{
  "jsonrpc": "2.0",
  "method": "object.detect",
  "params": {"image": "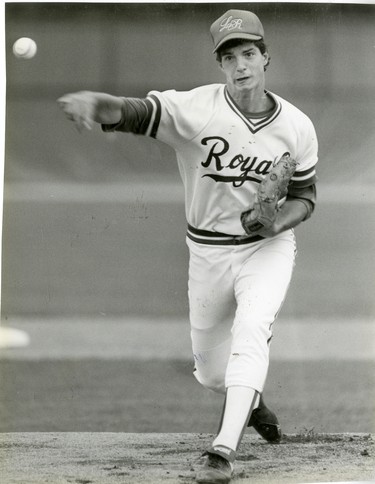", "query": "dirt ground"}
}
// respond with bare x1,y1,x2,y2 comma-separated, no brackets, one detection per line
0,432,374,484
